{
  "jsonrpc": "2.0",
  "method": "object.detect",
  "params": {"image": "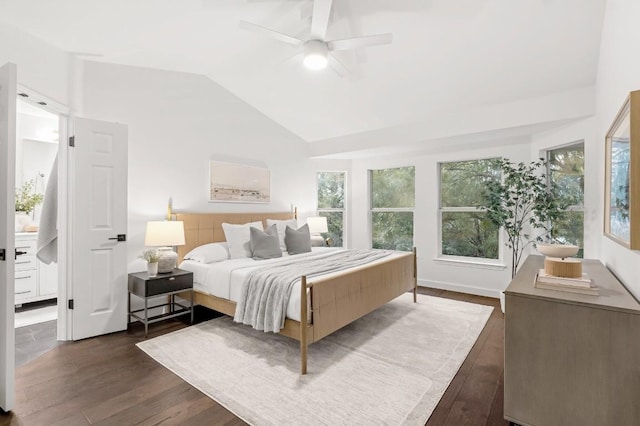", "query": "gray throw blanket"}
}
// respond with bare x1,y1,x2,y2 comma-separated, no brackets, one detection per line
234,249,391,332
